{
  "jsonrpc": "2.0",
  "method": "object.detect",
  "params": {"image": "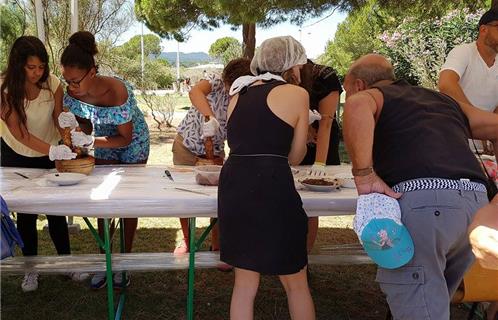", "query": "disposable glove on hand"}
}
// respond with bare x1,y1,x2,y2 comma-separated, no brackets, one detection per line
201,117,220,138
48,145,77,161
71,129,95,148
58,111,79,129
308,110,322,124
308,162,327,176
